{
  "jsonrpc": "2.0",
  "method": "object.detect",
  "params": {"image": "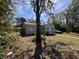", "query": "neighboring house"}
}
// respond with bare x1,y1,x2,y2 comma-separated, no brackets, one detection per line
23,22,55,35
23,22,36,35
